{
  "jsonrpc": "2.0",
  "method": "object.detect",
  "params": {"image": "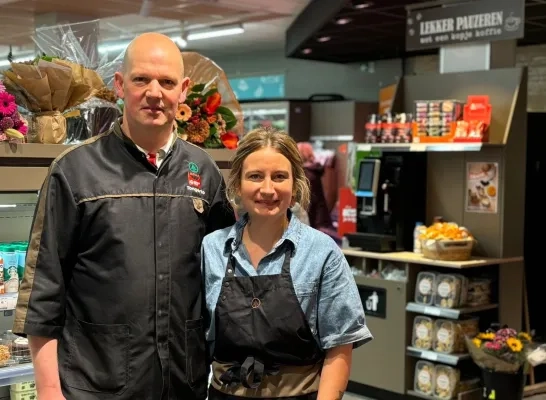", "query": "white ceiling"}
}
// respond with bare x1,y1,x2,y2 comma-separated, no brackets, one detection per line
0,0,310,58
